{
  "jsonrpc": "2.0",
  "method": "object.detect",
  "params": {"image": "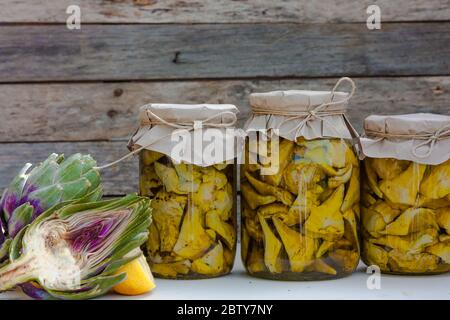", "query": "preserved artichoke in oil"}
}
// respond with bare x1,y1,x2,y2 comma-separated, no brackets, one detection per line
241,137,360,280
140,151,236,279
361,158,450,274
